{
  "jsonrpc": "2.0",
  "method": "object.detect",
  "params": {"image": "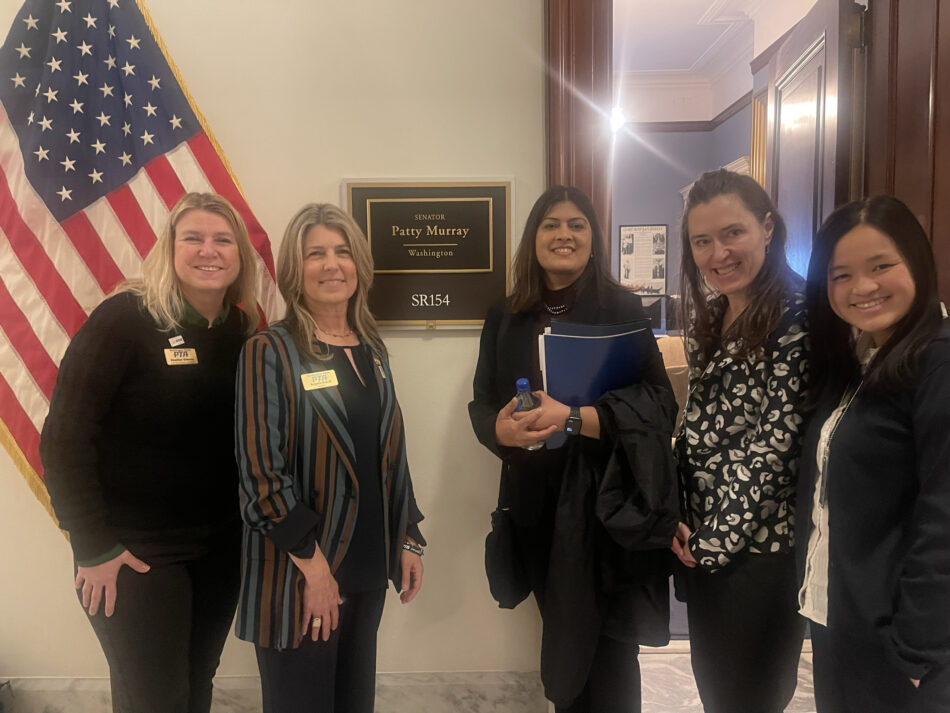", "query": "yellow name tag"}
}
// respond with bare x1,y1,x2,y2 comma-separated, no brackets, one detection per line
301,370,338,391
164,348,198,366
